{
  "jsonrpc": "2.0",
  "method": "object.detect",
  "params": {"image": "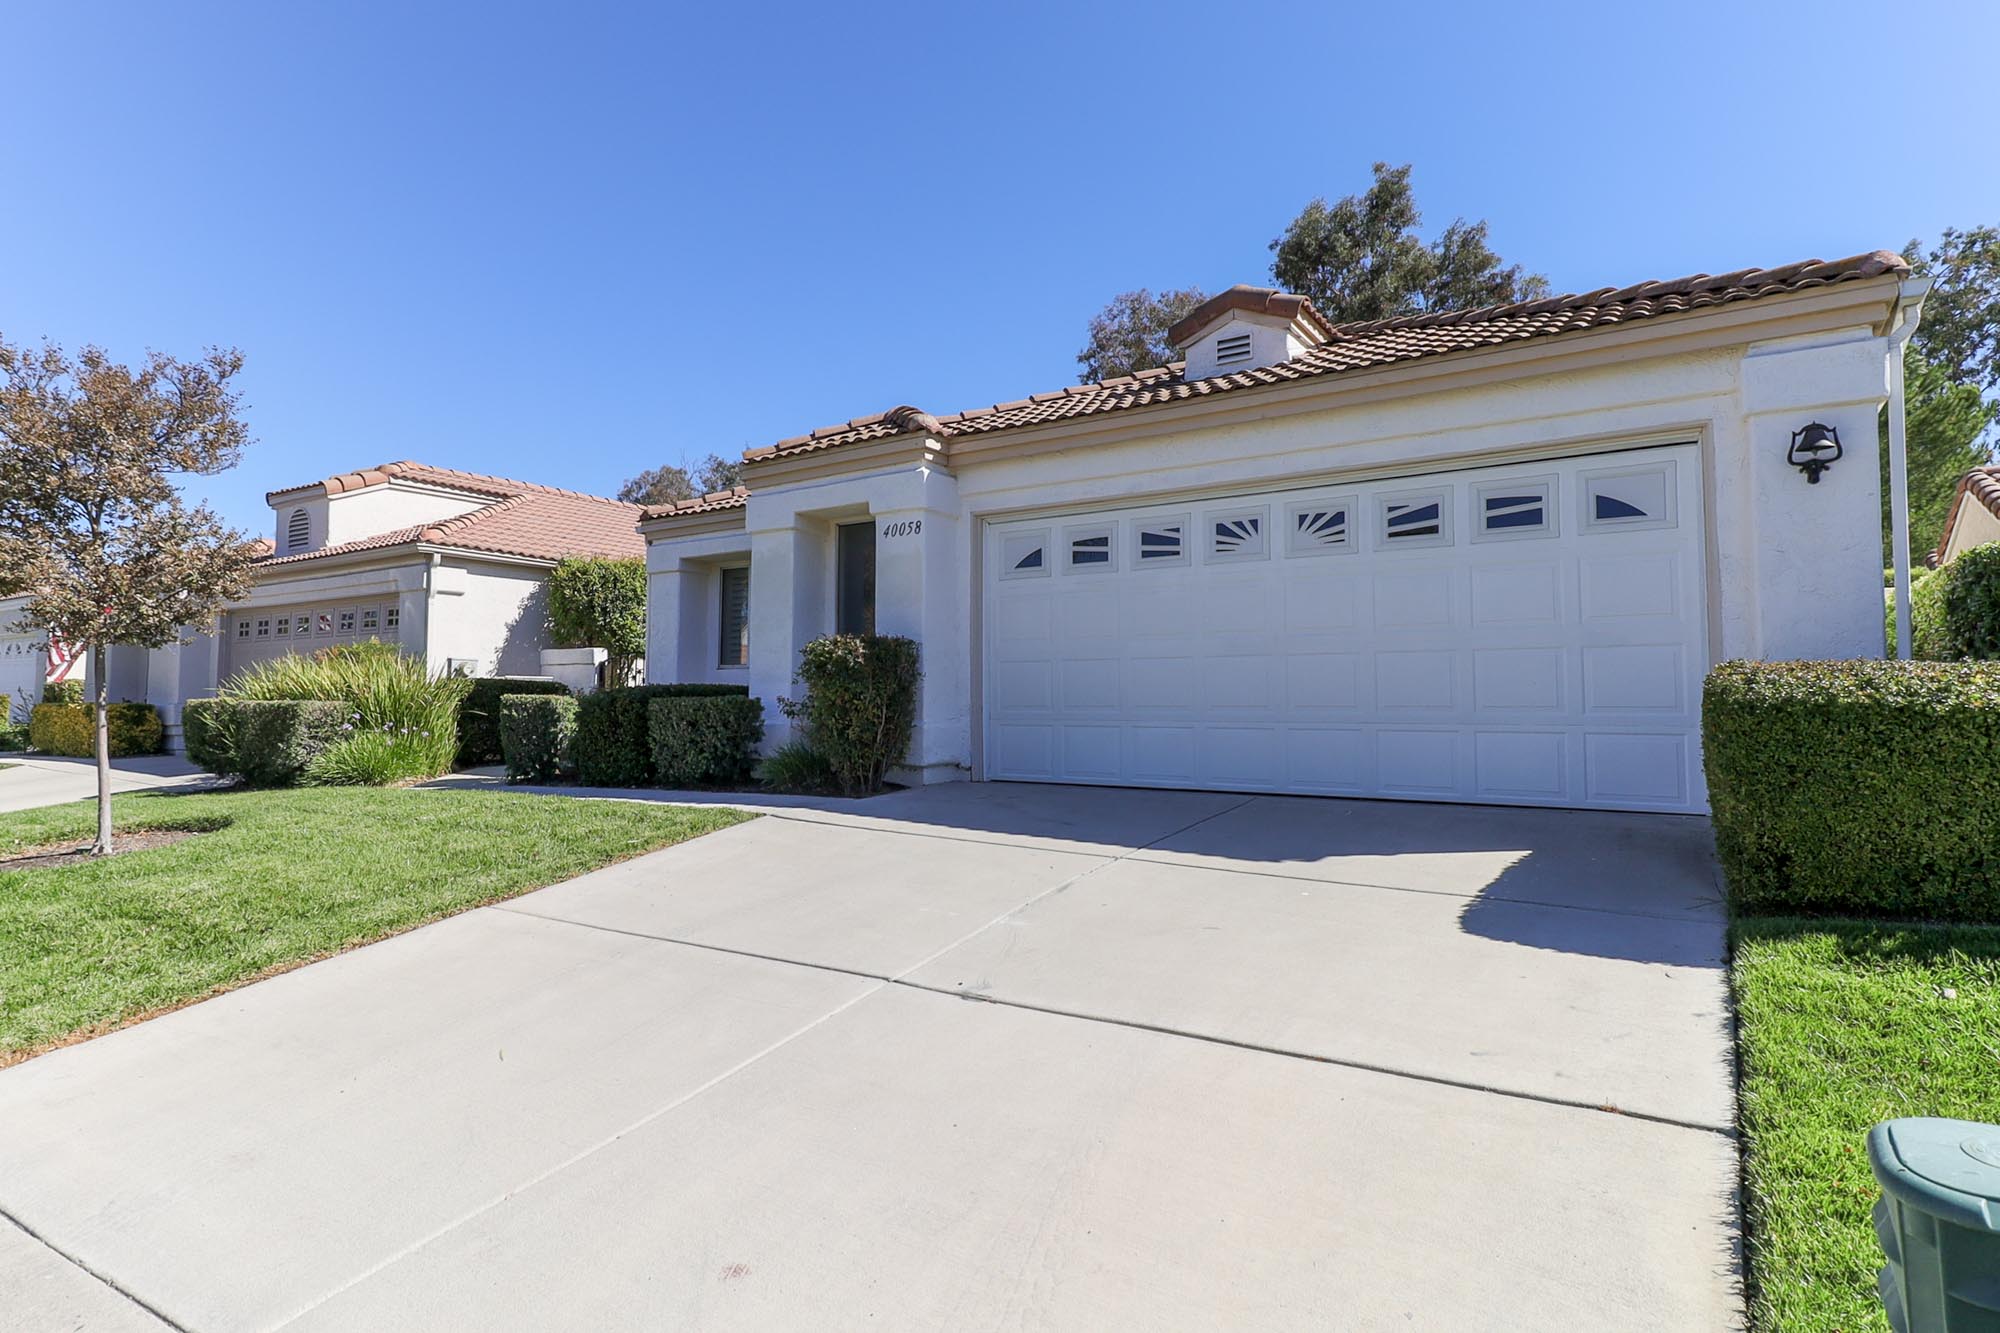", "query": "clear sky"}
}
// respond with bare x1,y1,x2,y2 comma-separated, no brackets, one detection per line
5,0,1997,539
